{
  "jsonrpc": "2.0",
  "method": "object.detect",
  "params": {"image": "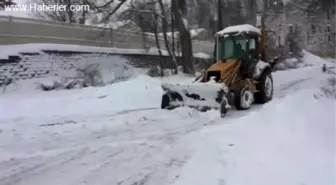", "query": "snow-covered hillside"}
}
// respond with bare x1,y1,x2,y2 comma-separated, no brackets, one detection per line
0,53,335,185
